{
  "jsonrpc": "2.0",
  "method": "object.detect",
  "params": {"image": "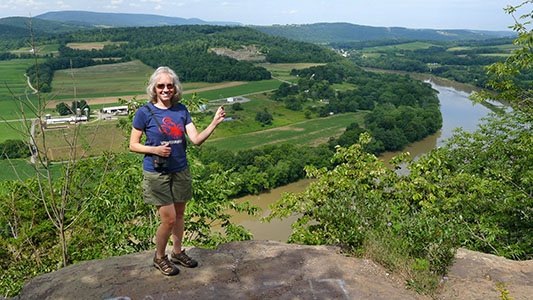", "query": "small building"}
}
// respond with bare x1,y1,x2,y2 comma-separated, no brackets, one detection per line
45,116,88,126
102,106,128,115
227,97,234,103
